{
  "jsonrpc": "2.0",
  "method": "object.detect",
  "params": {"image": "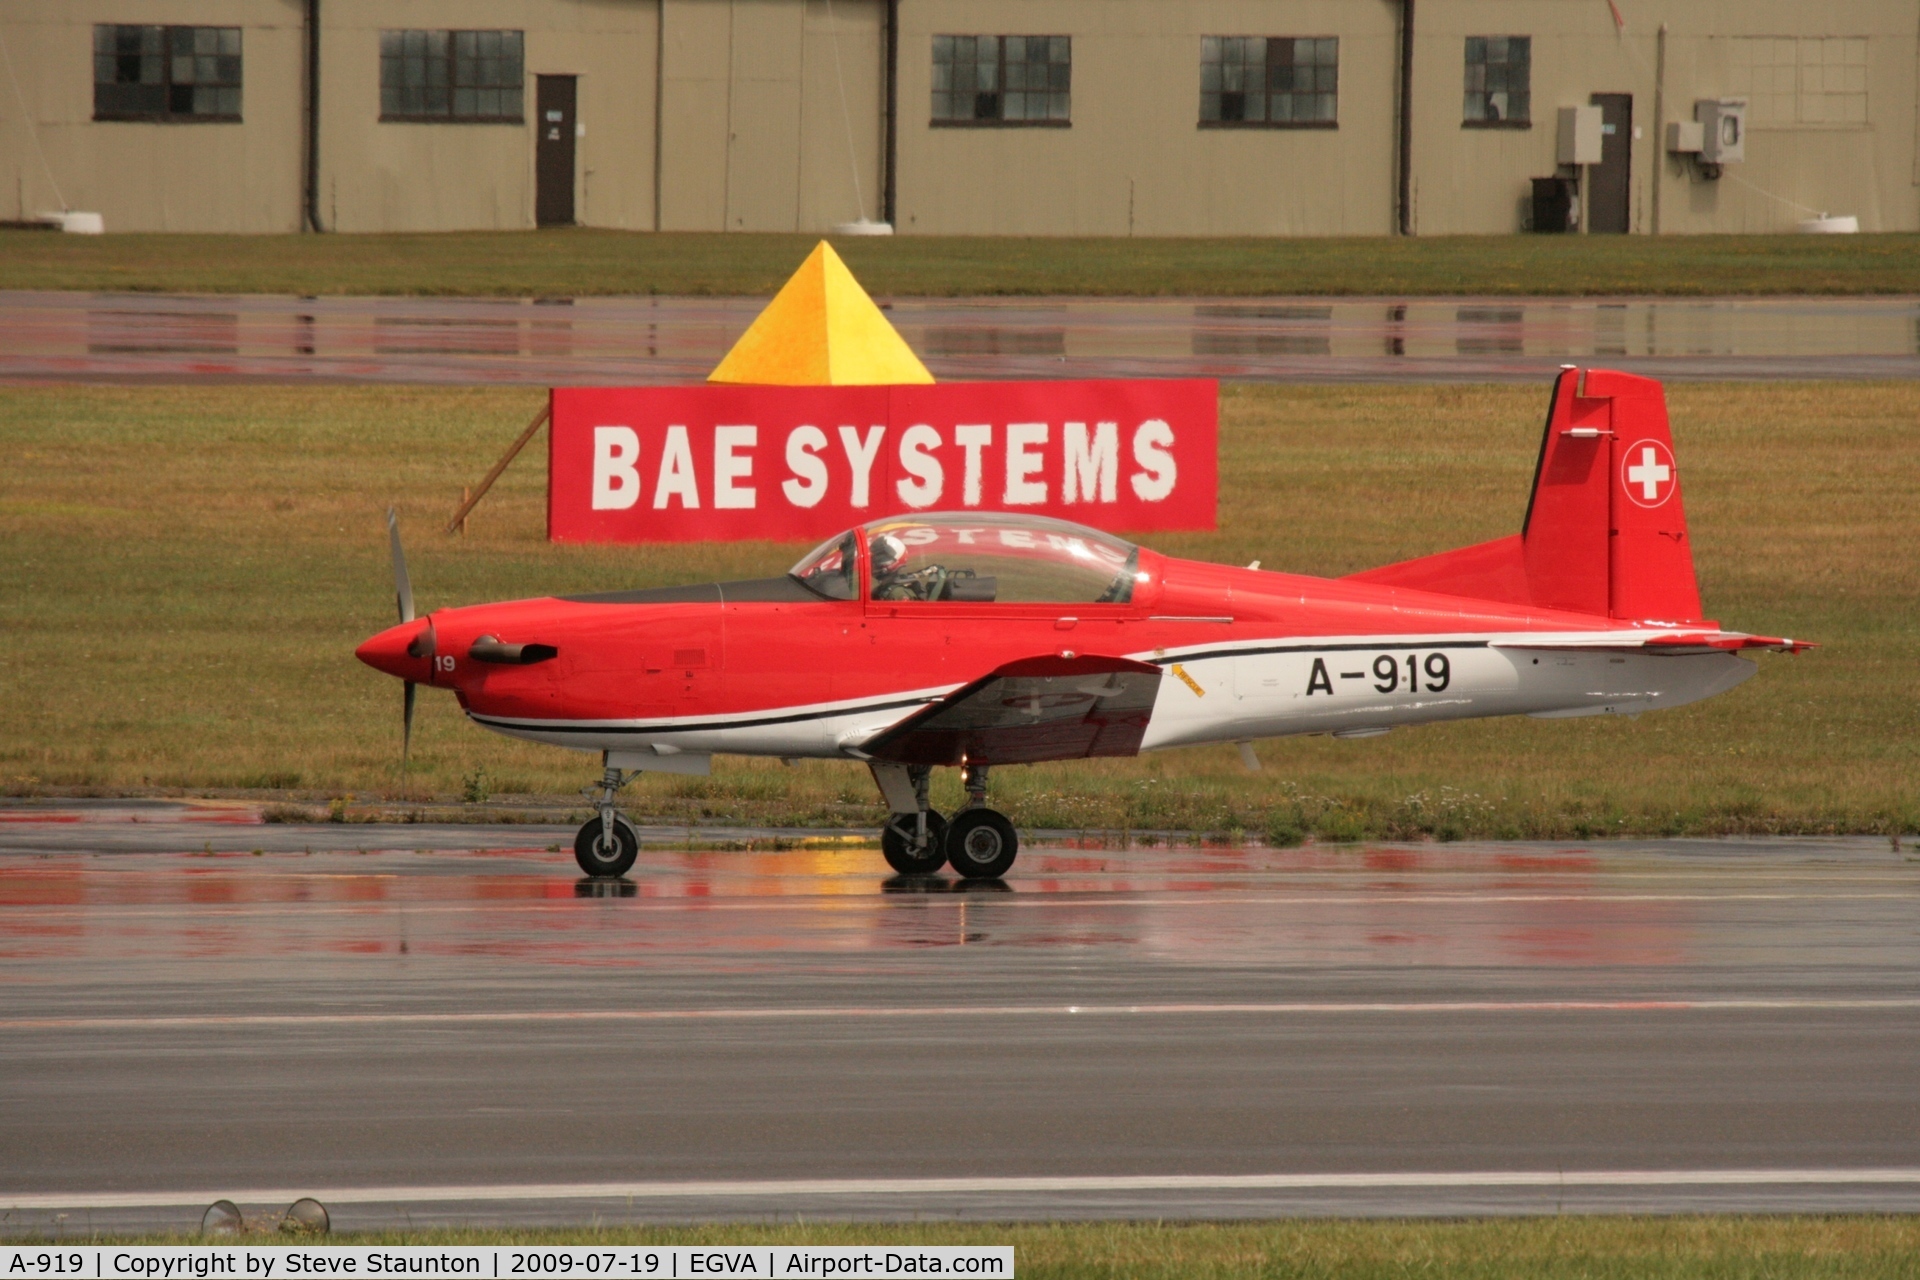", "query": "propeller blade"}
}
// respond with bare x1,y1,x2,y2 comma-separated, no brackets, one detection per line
402,680,417,772
387,507,415,624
